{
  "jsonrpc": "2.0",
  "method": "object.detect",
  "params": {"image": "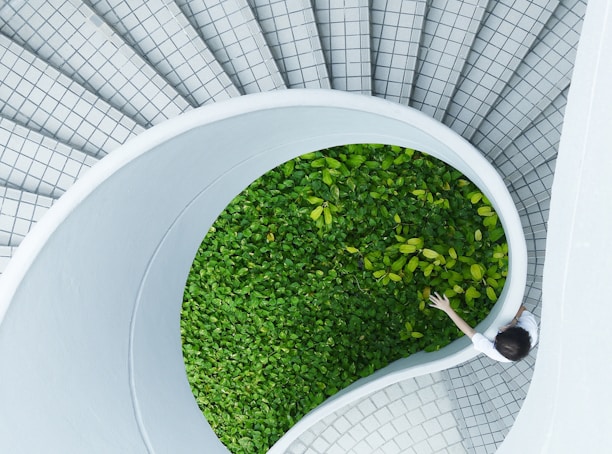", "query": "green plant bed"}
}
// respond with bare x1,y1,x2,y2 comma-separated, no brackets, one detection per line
181,144,508,453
